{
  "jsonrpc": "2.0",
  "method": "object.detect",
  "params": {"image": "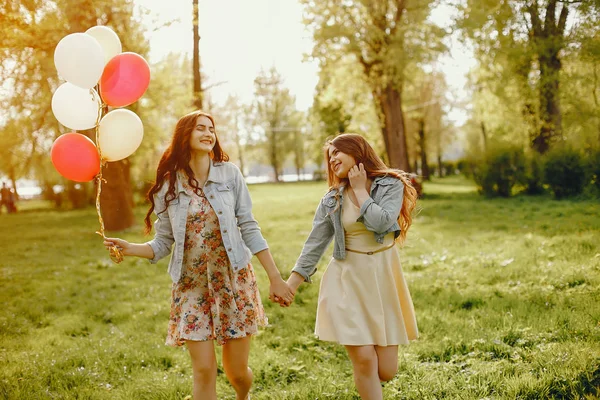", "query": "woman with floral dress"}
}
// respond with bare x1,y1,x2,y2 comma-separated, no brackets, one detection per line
104,110,293,400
